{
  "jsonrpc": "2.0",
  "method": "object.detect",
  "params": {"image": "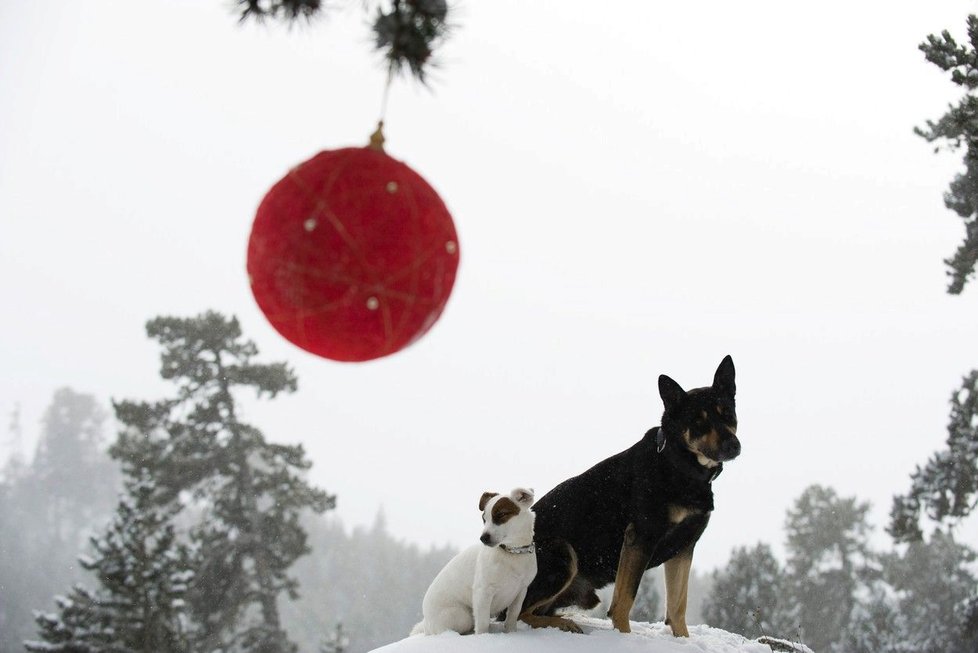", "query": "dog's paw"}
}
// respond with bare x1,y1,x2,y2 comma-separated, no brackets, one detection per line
669,622,690,637
519,614,583,634
554,618,583,634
